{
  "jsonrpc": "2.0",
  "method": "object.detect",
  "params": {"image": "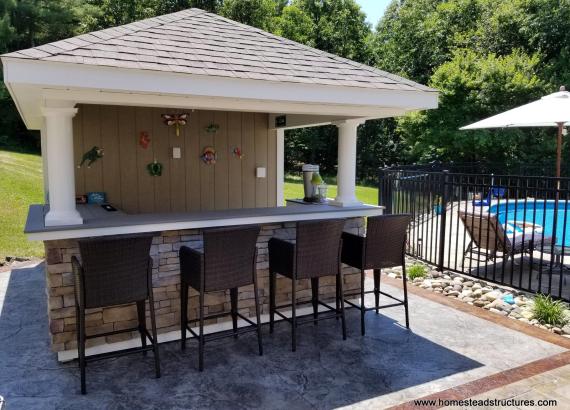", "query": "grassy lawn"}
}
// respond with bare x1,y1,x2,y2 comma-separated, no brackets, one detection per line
284,176,378,205
0,150,44,259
